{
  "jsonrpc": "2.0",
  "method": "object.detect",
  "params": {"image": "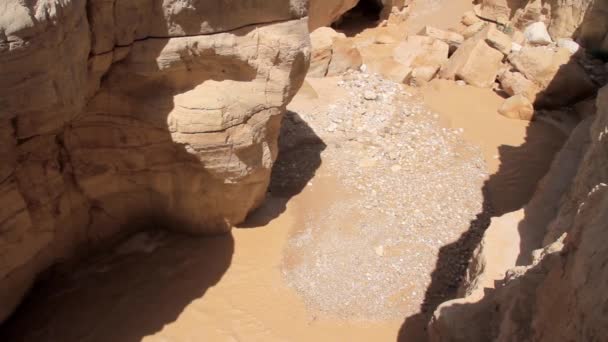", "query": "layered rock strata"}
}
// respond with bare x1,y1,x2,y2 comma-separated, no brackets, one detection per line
0,0,310,323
